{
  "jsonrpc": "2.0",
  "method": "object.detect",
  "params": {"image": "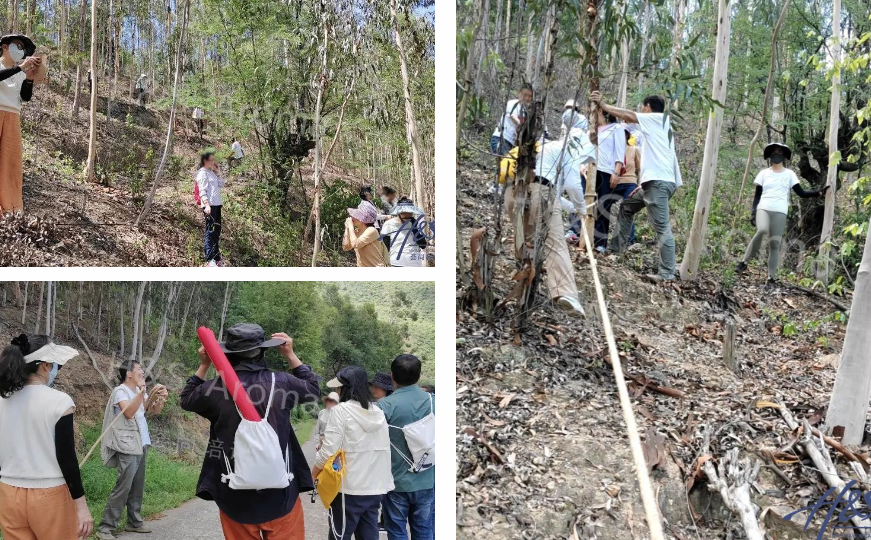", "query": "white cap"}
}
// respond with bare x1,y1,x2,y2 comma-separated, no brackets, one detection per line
24,343,79,365
565,99,577,109
324,392,340,403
